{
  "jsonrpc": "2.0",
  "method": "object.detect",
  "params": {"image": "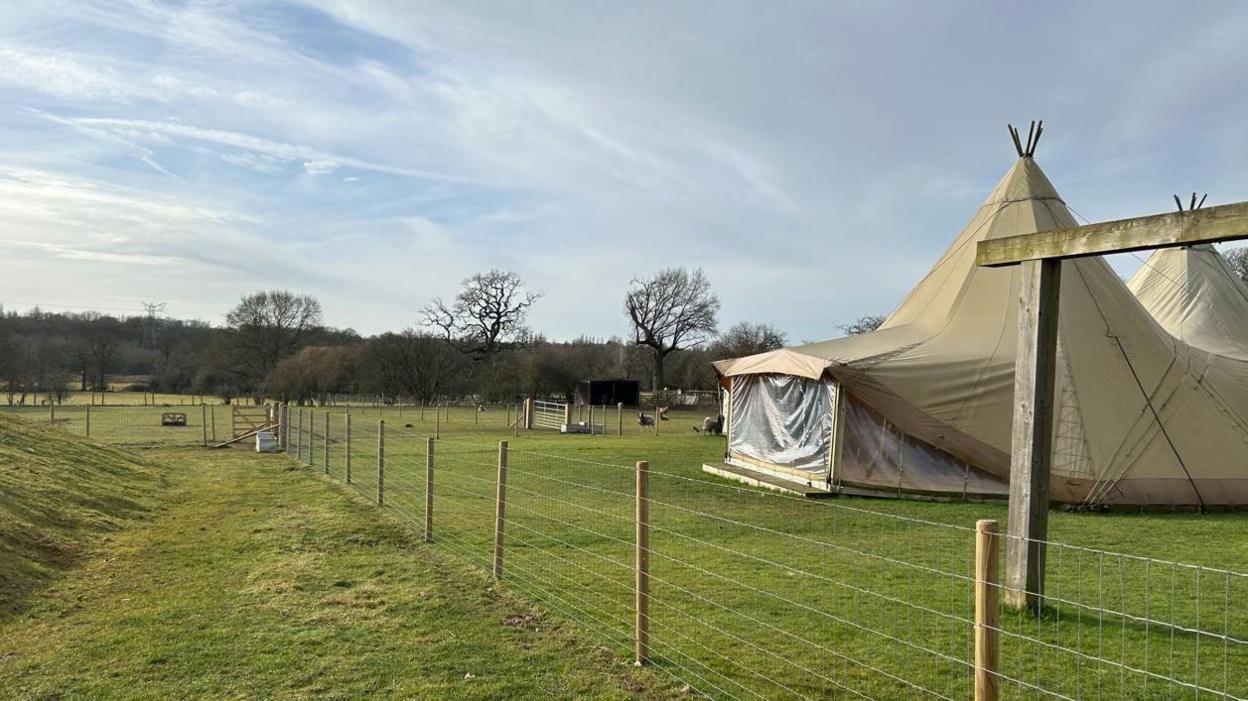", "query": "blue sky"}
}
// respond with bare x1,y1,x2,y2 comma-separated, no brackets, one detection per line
2,1,1247,340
